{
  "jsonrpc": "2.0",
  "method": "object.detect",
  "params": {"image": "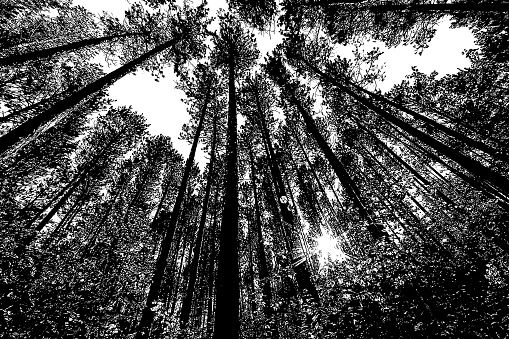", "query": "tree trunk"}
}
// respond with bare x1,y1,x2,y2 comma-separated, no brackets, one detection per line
213,46,240,339
0,36,179,157
206,187,220,337
253,85,320,303
135,81,211,339
0,33,141,66
248,143,274,318
14,176,83,255
179,109,217,331
348,80,508,163
302,59,509,203
289,125,344,216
